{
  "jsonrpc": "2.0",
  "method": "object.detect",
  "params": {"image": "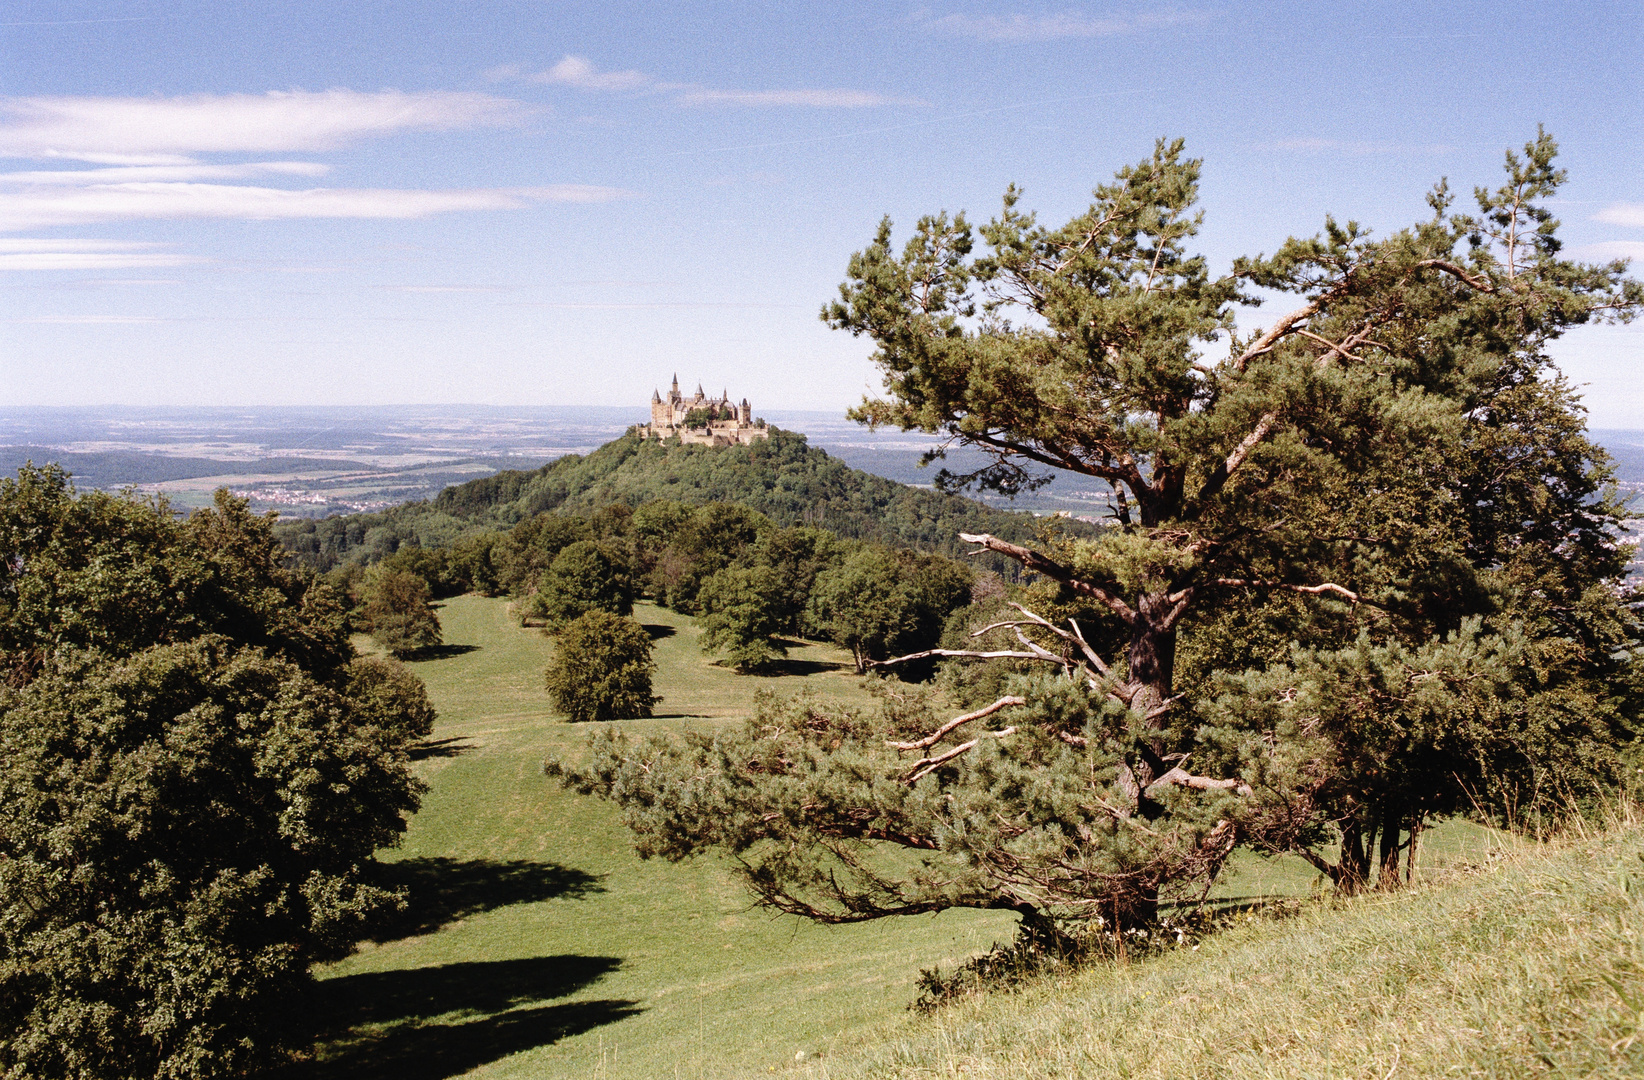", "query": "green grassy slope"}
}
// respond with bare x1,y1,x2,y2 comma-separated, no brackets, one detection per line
306,593,1630,1080
277,430,1076,571
807,825,1644,1080
310,595,1018,1080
